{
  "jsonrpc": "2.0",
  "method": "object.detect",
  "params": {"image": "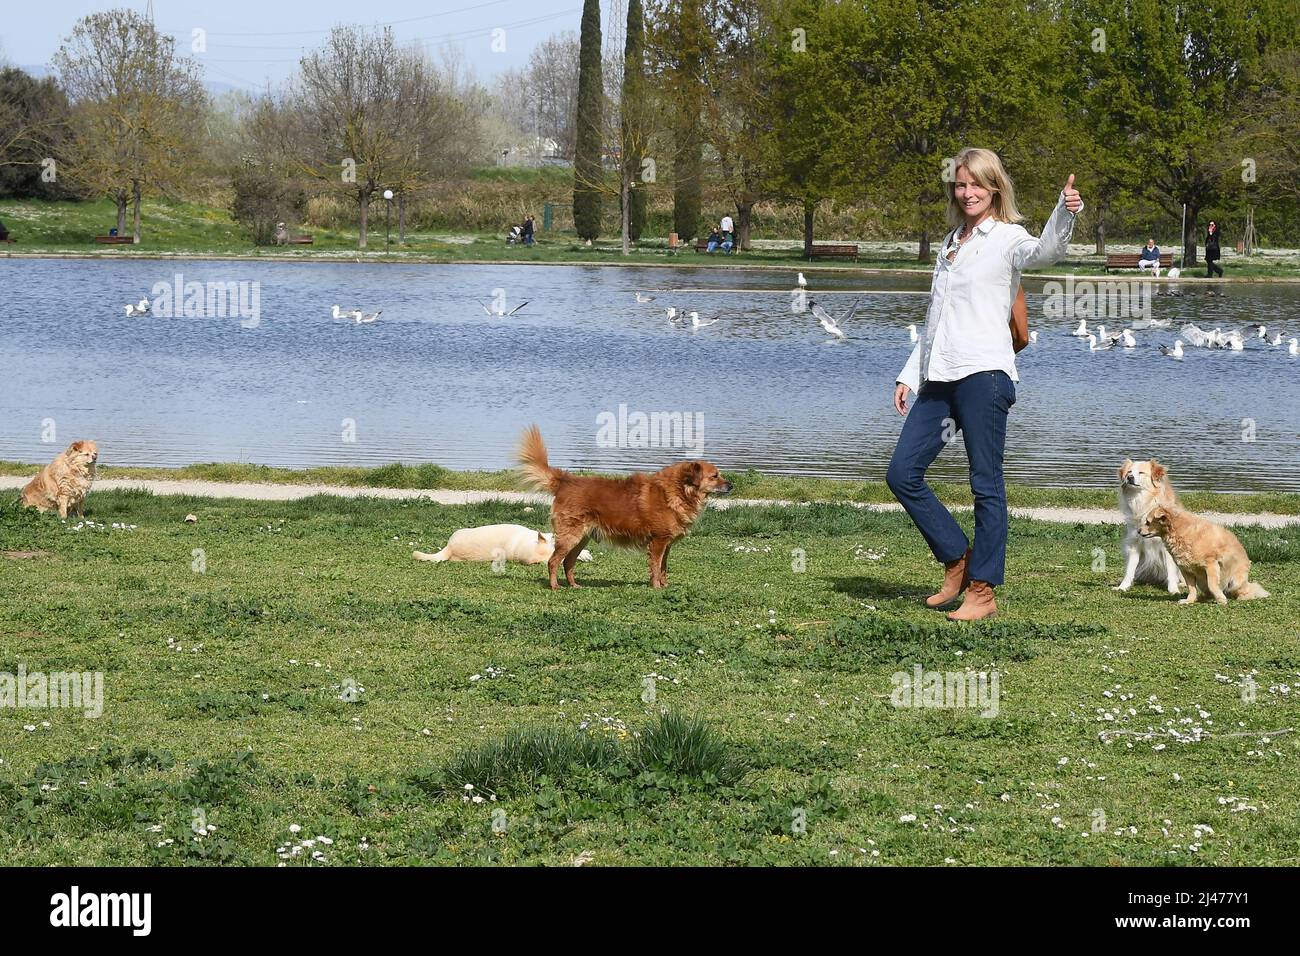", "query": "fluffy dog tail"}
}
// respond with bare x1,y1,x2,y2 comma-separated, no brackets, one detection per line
517,424,568,493
1236,581,1269,600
